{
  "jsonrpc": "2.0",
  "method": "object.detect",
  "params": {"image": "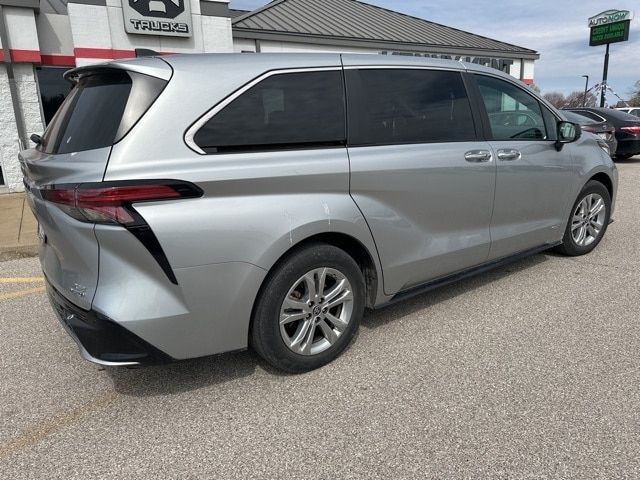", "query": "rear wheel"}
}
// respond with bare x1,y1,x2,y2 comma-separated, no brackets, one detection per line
251,244,365,373
616,154,633,160
555,180,611,256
